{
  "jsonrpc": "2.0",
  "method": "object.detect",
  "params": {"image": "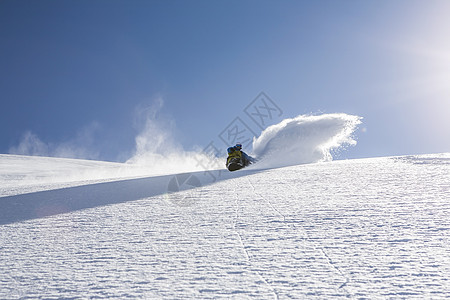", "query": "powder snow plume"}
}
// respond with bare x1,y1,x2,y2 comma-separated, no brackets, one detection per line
125,99,222,175
252,113,362,169
127,107,362,174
